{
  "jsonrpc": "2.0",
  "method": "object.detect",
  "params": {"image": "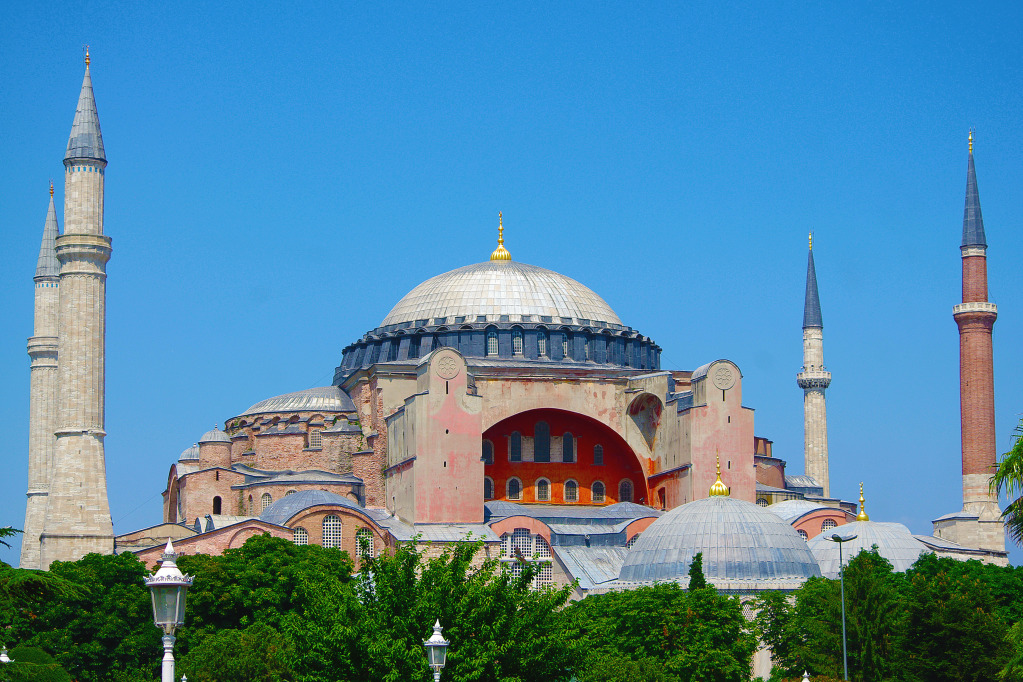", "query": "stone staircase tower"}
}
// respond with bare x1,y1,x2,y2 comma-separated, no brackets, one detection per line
39,51,114,567
21,185,61,569
796,235,831,497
